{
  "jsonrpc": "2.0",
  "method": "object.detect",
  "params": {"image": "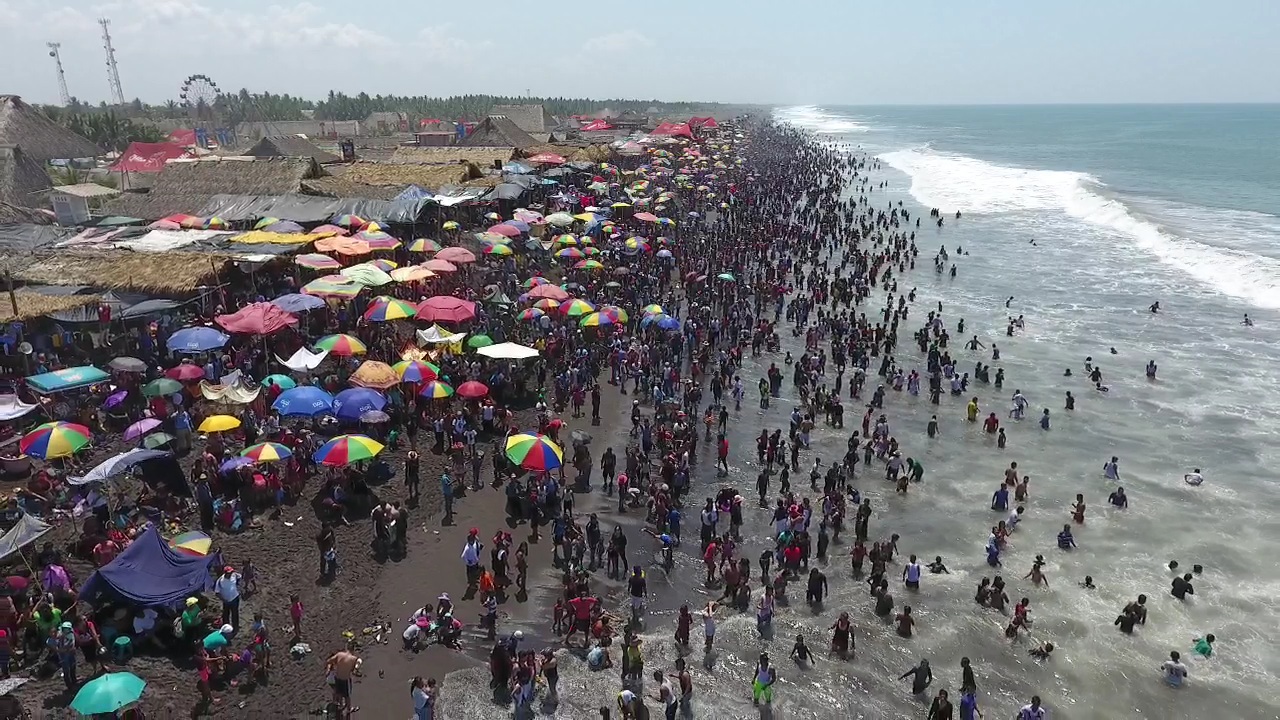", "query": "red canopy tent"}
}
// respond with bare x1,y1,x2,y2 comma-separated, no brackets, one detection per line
215,303,299,335
108,142,194,173
526,152,566,165
168,129,197,147
580,120,614,132
651,122,694,139
416,296,477,323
